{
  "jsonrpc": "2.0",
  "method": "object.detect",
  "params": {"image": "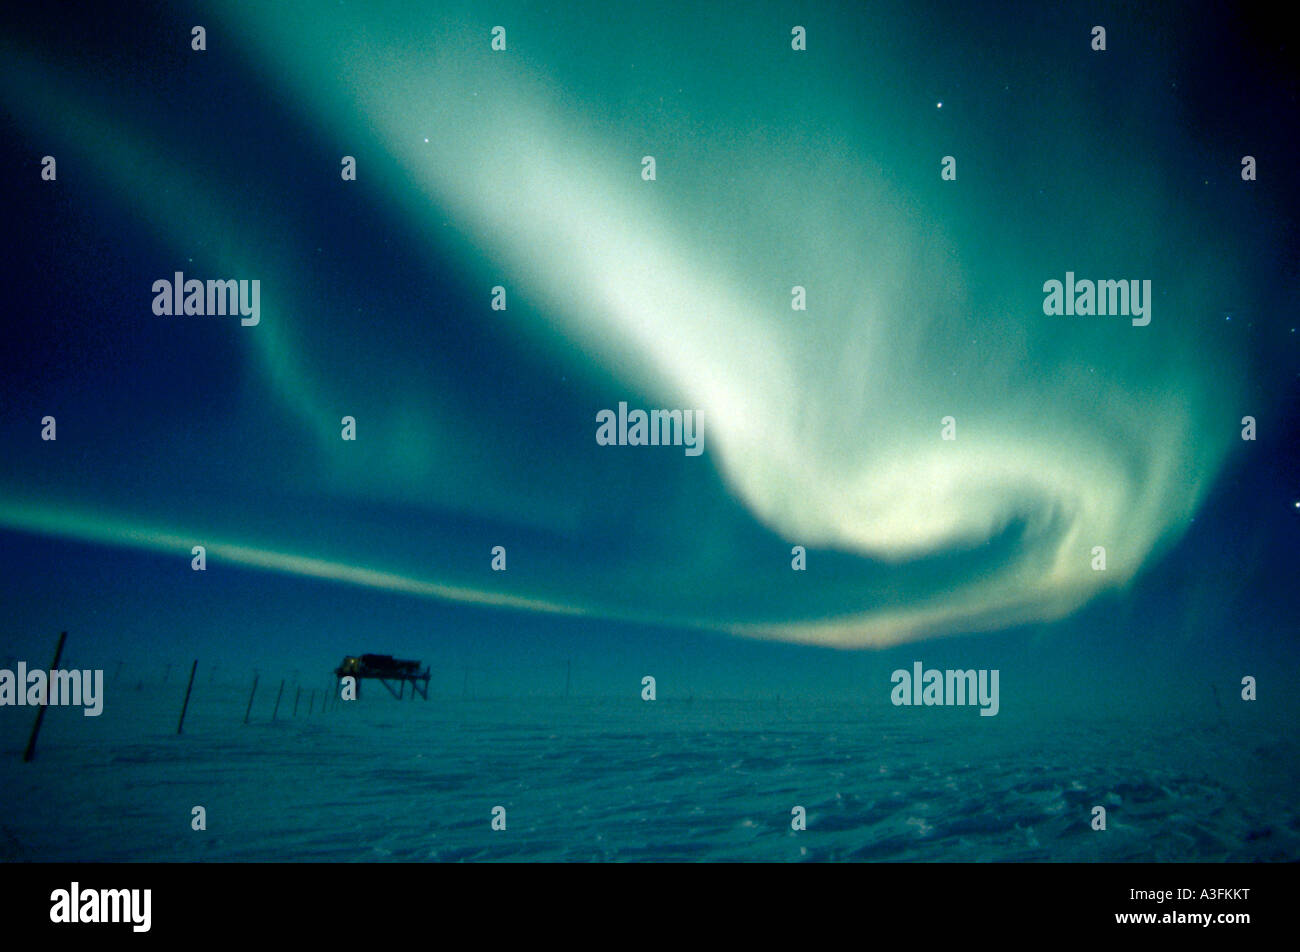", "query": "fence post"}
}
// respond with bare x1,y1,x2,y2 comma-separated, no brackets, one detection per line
243,675,259,725
22,631,67,762
176,659,198,735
